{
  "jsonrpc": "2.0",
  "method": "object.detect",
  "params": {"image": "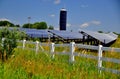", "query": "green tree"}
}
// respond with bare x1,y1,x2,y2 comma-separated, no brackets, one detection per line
48,25,54,30
98,31,103,33
15,24,20,27
0,27,26,62
0,21,14,27
33,22,48,29
22,23,33,28
33,22,39,29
